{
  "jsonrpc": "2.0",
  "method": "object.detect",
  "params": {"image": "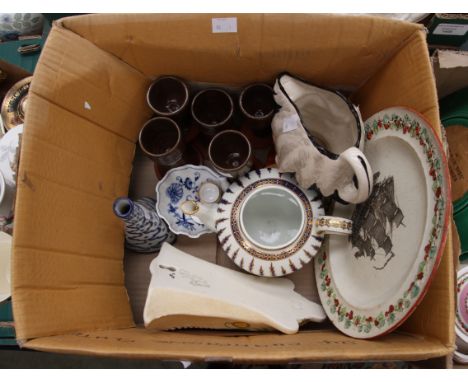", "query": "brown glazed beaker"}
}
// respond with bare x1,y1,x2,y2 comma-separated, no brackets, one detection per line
147,76,190,120
139,117,185,171
191,88,234,137
208,129,252,178
239,83,275,137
